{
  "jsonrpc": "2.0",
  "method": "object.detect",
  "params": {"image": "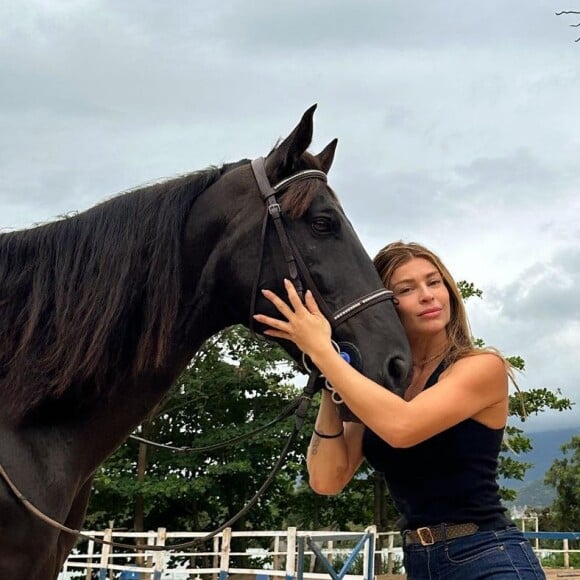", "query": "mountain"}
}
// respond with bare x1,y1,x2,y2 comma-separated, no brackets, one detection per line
508,479,556,509
501,427,577,508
